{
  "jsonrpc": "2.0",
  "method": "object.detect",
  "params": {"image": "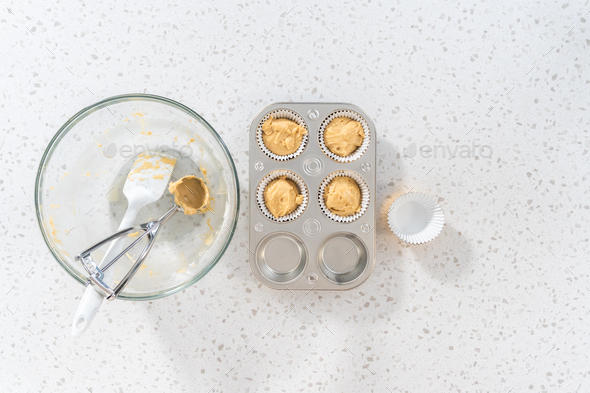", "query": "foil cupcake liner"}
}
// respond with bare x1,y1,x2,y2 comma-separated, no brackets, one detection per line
256,109,309,161
256,170,309,222
318,170,370,223
387,192,445,244
318,109,371,163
